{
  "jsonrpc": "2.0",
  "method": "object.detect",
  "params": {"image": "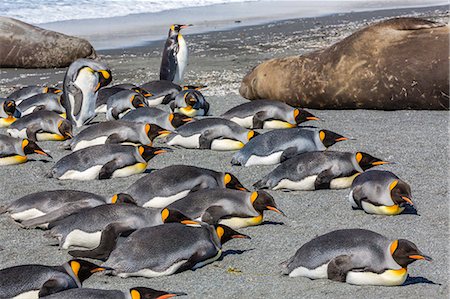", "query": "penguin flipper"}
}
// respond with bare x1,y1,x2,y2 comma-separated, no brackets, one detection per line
199,130,216,149
327,255,354,282
98,159,124,180
314,168,341,190
69,222,135,261
350,185,365,208
32,105,46,113
21,203,91,228
67,83,83,116
280,147,299,163
252,111,270,129
105,133,127,145
202,205,229,225
38,277,71,297
25,124,41,141
160,43,178,82
111,108,121,120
